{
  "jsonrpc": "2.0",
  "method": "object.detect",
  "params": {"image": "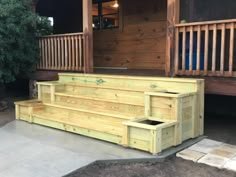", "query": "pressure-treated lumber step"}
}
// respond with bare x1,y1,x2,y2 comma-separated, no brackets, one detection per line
54,92,144,117
32,109,123,137
44,102,134,121
62,84,145,106
31,111,122,144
